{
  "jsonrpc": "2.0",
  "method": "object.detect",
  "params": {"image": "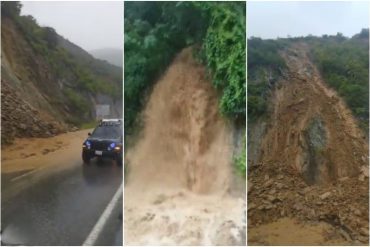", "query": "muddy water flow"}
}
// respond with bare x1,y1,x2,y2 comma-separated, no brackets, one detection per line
124,48,245,245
